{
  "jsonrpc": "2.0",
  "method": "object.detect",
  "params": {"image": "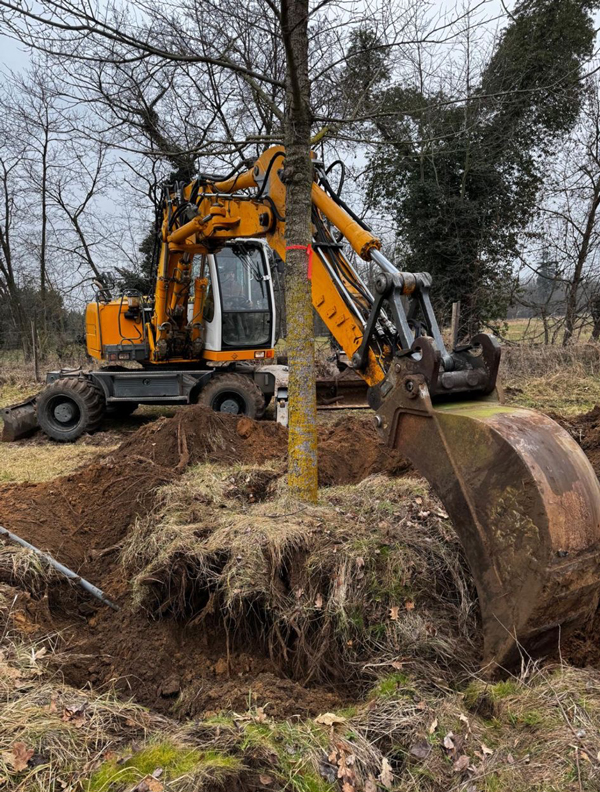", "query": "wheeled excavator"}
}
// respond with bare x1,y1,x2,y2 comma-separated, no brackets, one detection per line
3,145,600,667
